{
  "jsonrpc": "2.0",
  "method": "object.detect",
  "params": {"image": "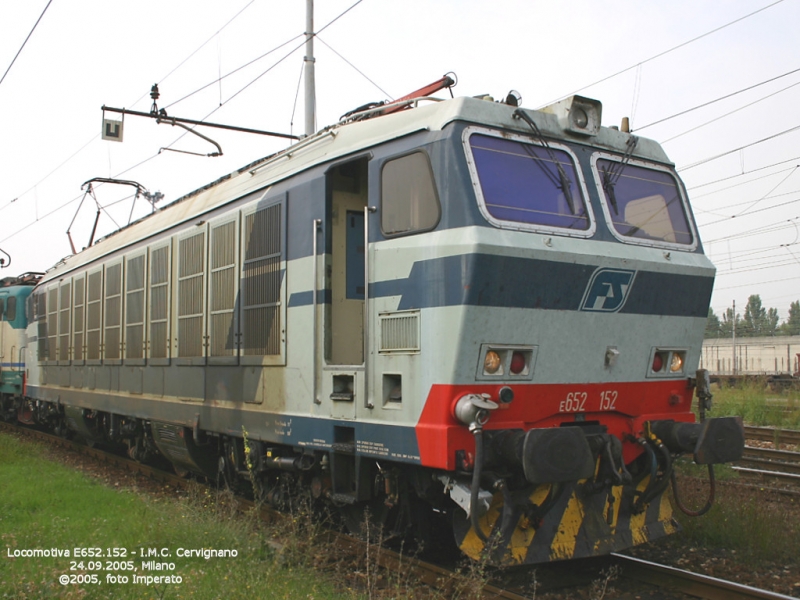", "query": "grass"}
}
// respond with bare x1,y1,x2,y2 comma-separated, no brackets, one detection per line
671,471,800,563
709,380,800,429
0,433,496,600
668,380,800,563
0,433,349,599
